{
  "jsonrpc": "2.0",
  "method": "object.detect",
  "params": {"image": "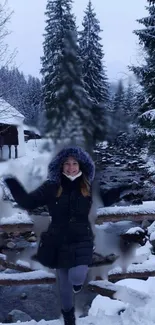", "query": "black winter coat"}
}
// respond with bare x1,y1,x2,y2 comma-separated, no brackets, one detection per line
5,175,94,269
